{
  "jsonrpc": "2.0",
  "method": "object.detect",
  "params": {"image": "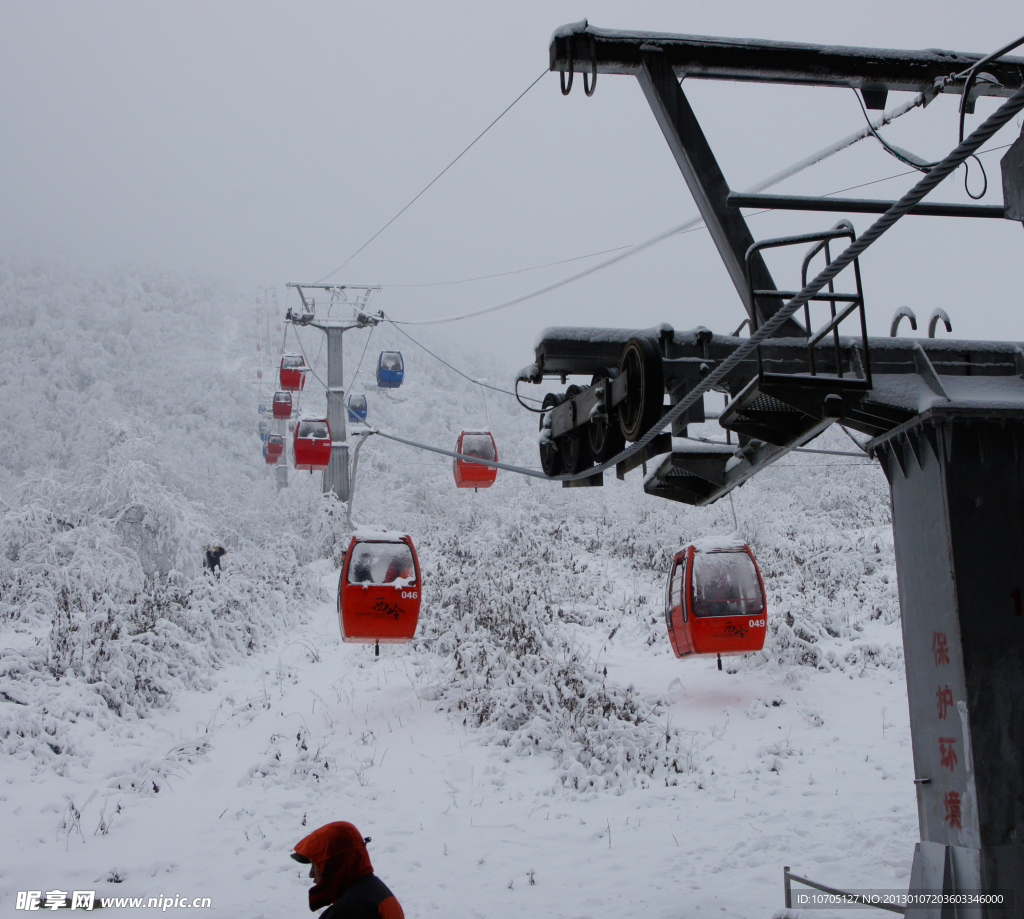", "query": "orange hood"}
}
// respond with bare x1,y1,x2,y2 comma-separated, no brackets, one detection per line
294,821,374,911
